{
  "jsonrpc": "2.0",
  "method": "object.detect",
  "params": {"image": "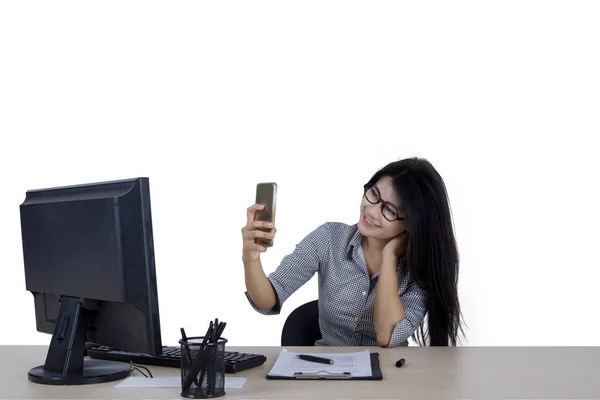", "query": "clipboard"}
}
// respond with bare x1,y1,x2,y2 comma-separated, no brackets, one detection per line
266,352,383,380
